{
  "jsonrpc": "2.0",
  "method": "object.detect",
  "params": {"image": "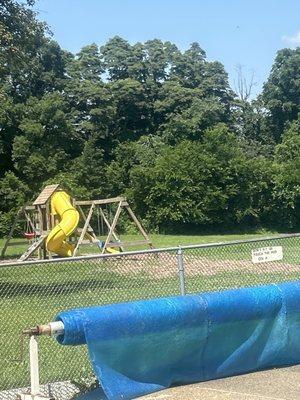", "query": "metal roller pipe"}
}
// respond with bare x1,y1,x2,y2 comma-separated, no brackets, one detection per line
23,321,65,337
